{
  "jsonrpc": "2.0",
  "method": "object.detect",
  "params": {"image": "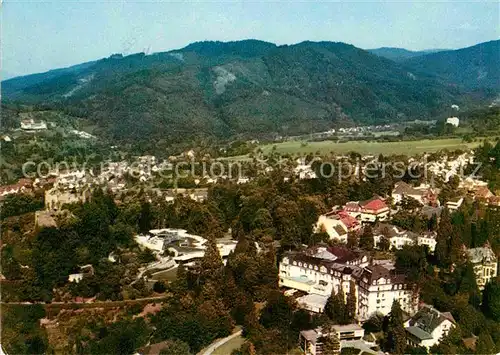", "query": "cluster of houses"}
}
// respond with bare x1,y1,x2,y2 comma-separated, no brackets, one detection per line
20,118,47,131
0,178,34,199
